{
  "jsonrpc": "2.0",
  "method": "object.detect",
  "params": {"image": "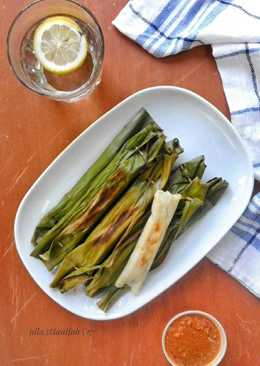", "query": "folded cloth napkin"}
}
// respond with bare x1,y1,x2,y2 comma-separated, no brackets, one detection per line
113,0,260,179
113,0,260,297
208,193,260,298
